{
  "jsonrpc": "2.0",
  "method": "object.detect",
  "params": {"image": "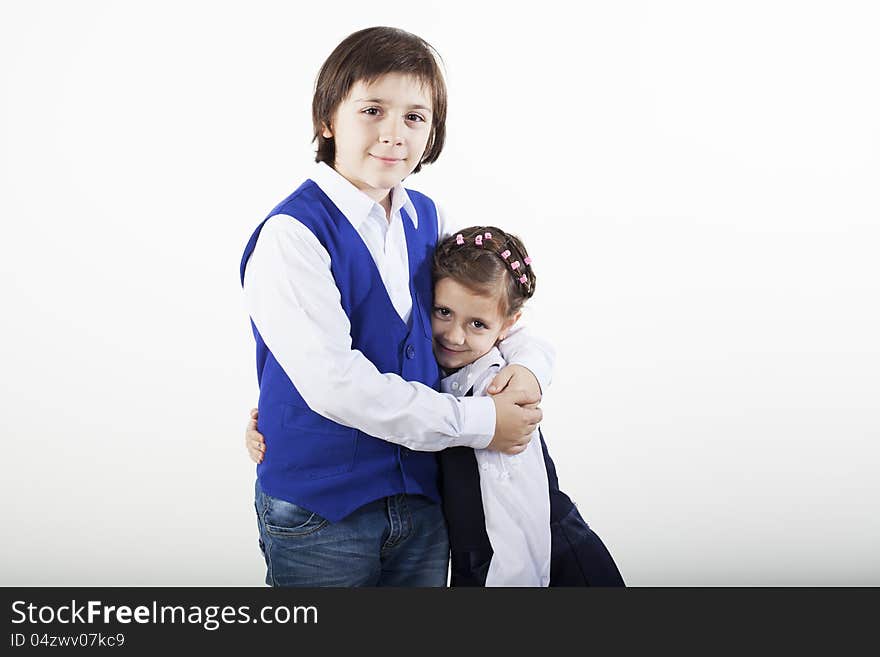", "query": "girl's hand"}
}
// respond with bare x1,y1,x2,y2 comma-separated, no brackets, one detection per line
245,407,266,464
487,364,542,403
